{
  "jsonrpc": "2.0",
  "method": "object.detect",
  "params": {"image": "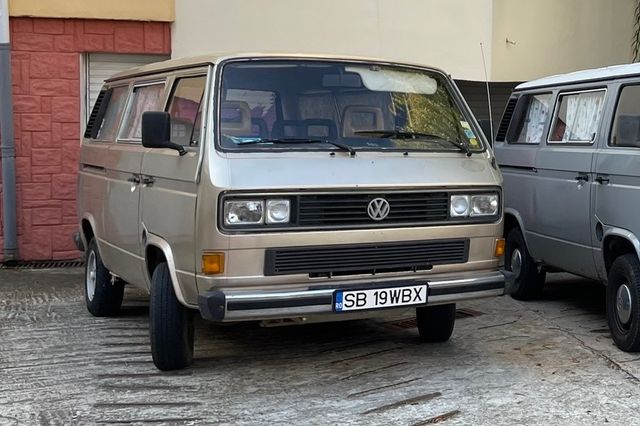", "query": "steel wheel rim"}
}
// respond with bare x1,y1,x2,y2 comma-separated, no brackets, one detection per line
86,251,97,302
616,283,633,326
510,248,523,279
